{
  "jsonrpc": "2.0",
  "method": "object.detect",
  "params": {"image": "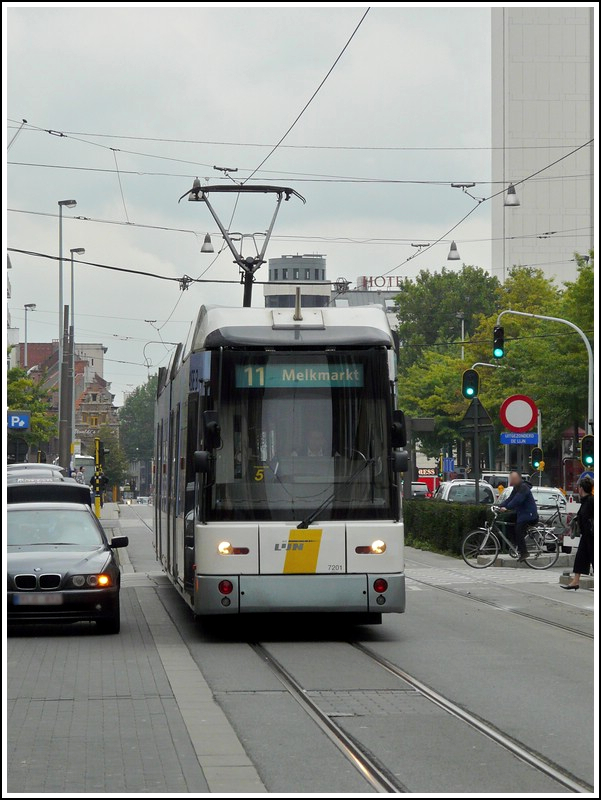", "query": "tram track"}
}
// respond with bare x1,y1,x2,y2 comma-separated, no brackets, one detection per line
252,639,592,794
405,559,593,639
